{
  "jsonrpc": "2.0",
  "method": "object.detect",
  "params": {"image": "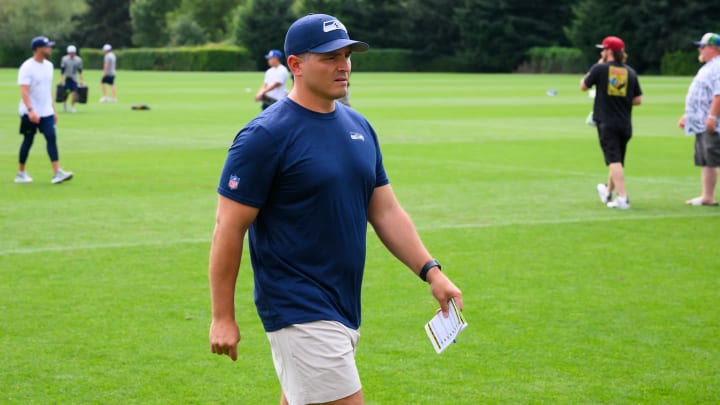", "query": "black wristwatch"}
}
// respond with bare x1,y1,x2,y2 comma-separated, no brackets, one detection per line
419,259,441,282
